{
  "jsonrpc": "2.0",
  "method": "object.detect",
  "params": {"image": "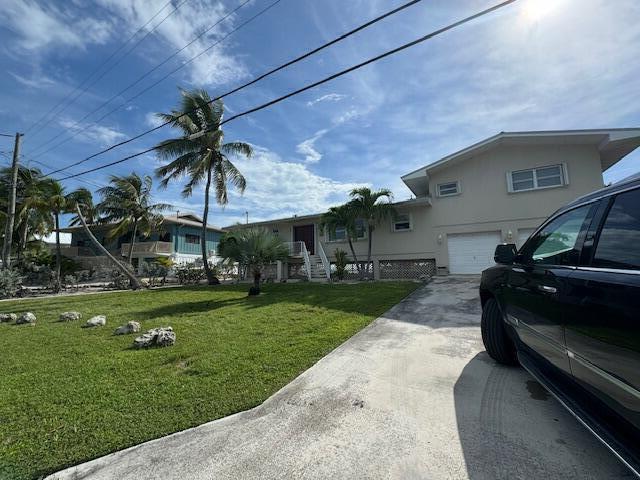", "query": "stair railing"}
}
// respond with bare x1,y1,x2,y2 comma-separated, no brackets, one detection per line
317,241,331,281
301,242,312,281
